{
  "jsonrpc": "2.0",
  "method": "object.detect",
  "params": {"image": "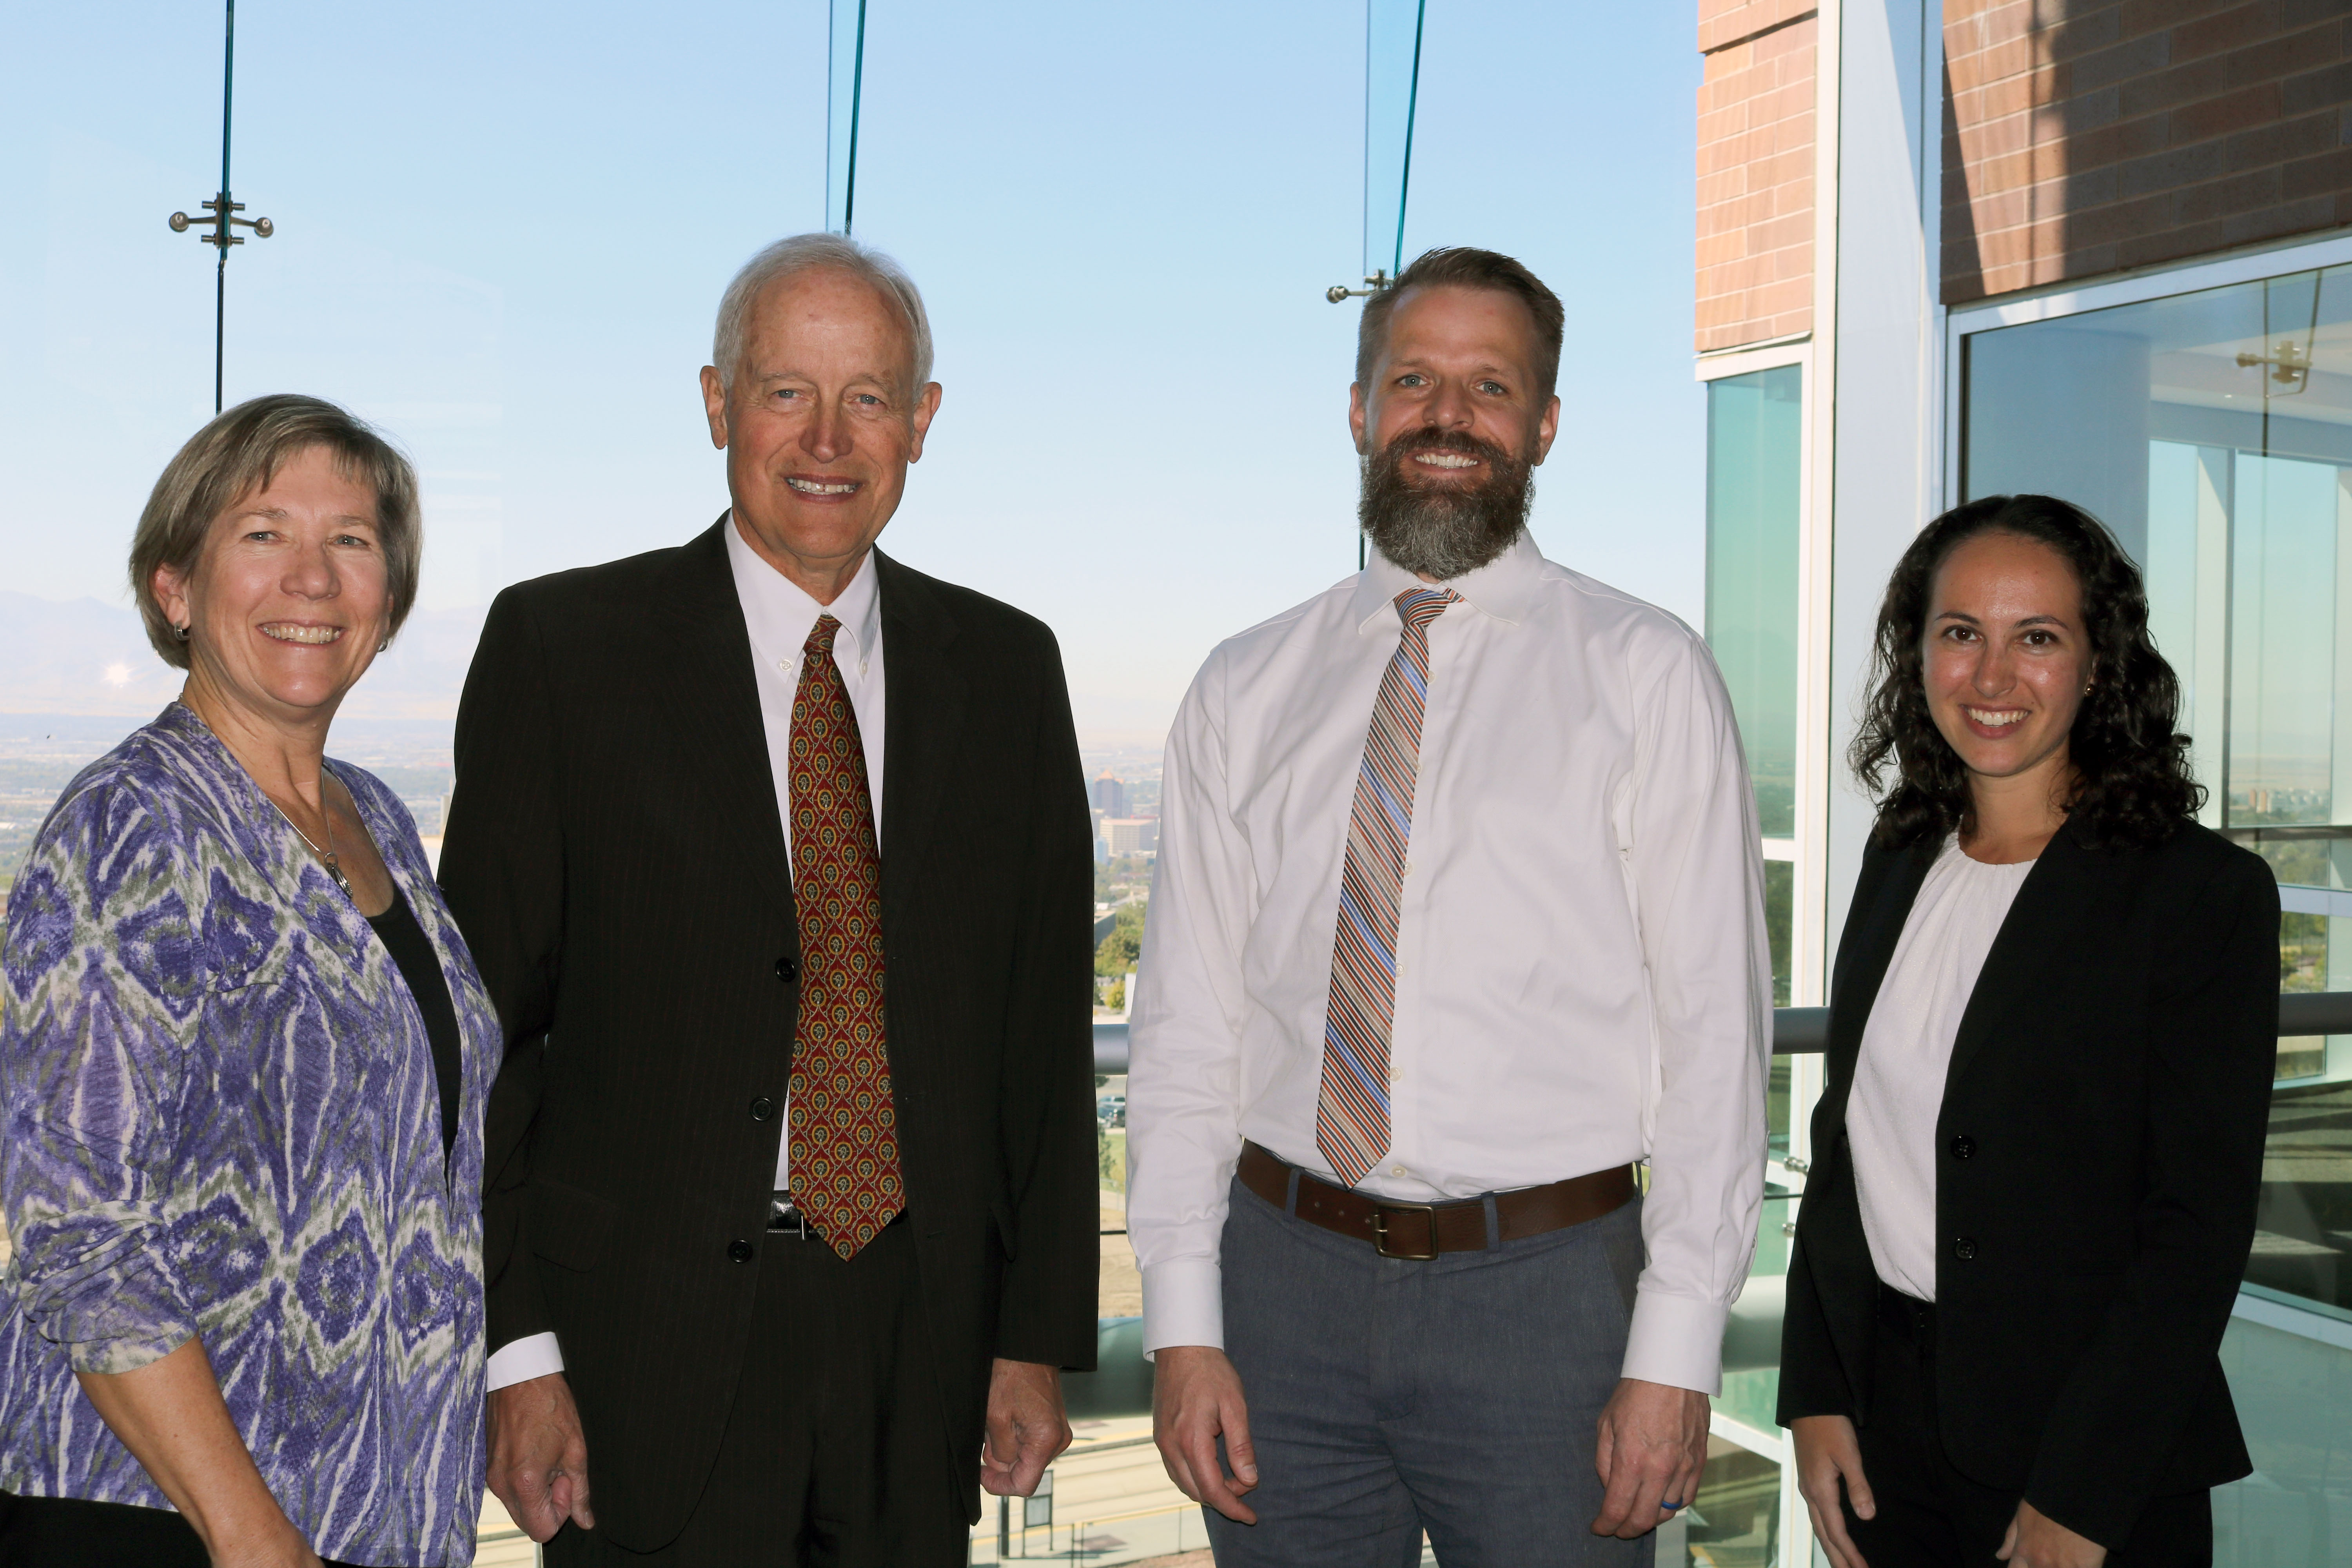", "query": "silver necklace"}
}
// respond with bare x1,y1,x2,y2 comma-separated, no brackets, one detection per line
267,793,354,898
